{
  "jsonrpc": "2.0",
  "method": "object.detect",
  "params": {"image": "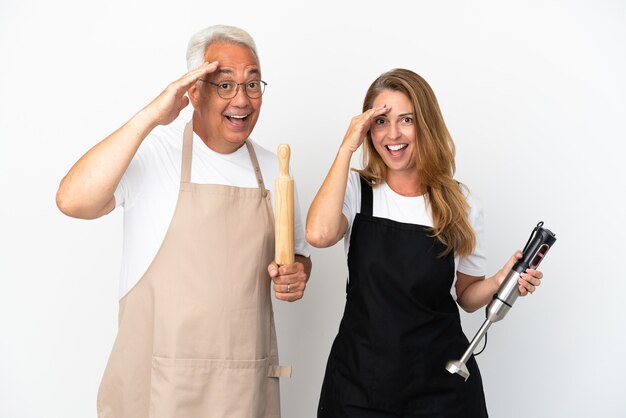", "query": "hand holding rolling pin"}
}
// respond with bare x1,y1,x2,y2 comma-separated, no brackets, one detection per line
267,144,310,302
